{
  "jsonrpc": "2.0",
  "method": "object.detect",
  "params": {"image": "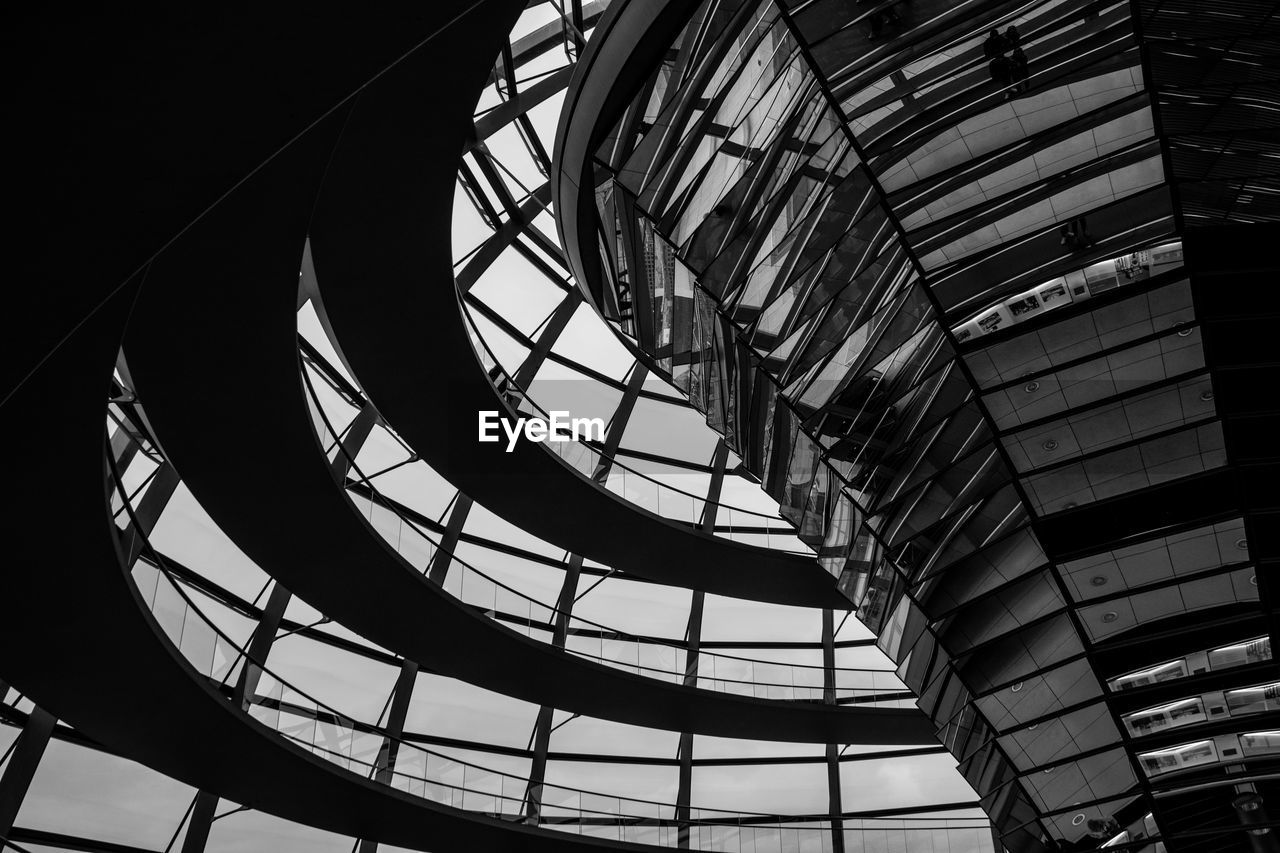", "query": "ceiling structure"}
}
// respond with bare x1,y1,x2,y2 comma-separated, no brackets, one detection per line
1,1,1275,852
0,2,1021,853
